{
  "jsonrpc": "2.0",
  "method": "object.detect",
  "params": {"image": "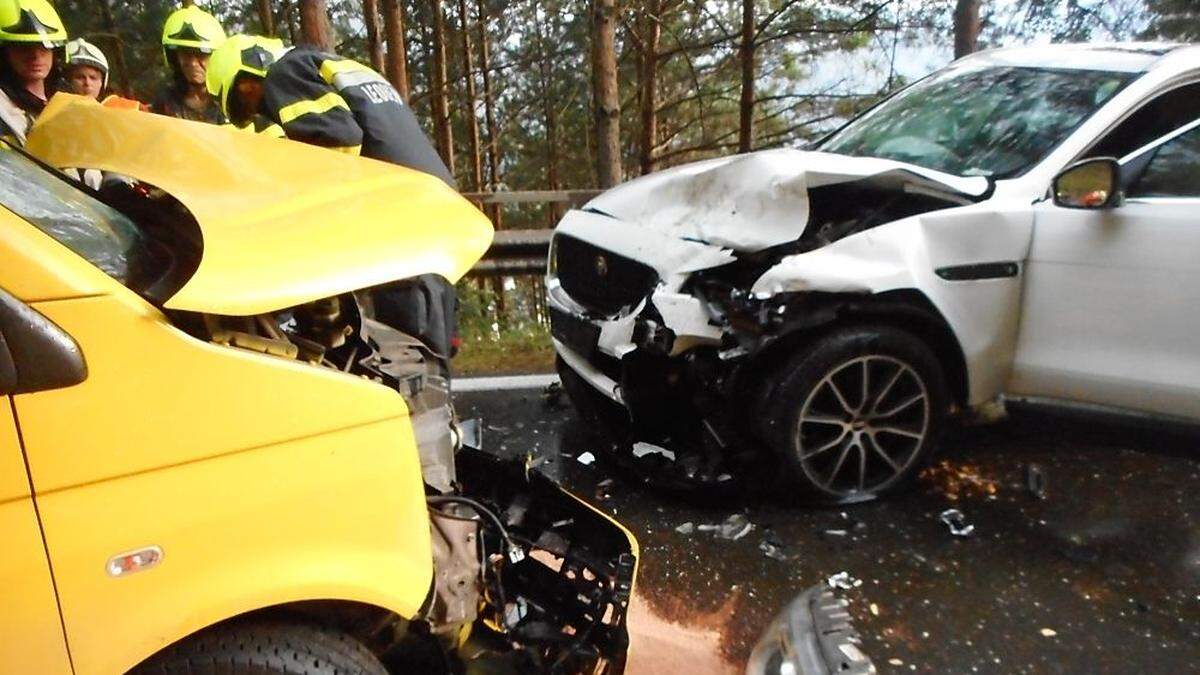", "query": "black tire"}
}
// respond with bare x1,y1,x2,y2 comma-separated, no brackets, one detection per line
762,324,949,504
133,619,388,675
